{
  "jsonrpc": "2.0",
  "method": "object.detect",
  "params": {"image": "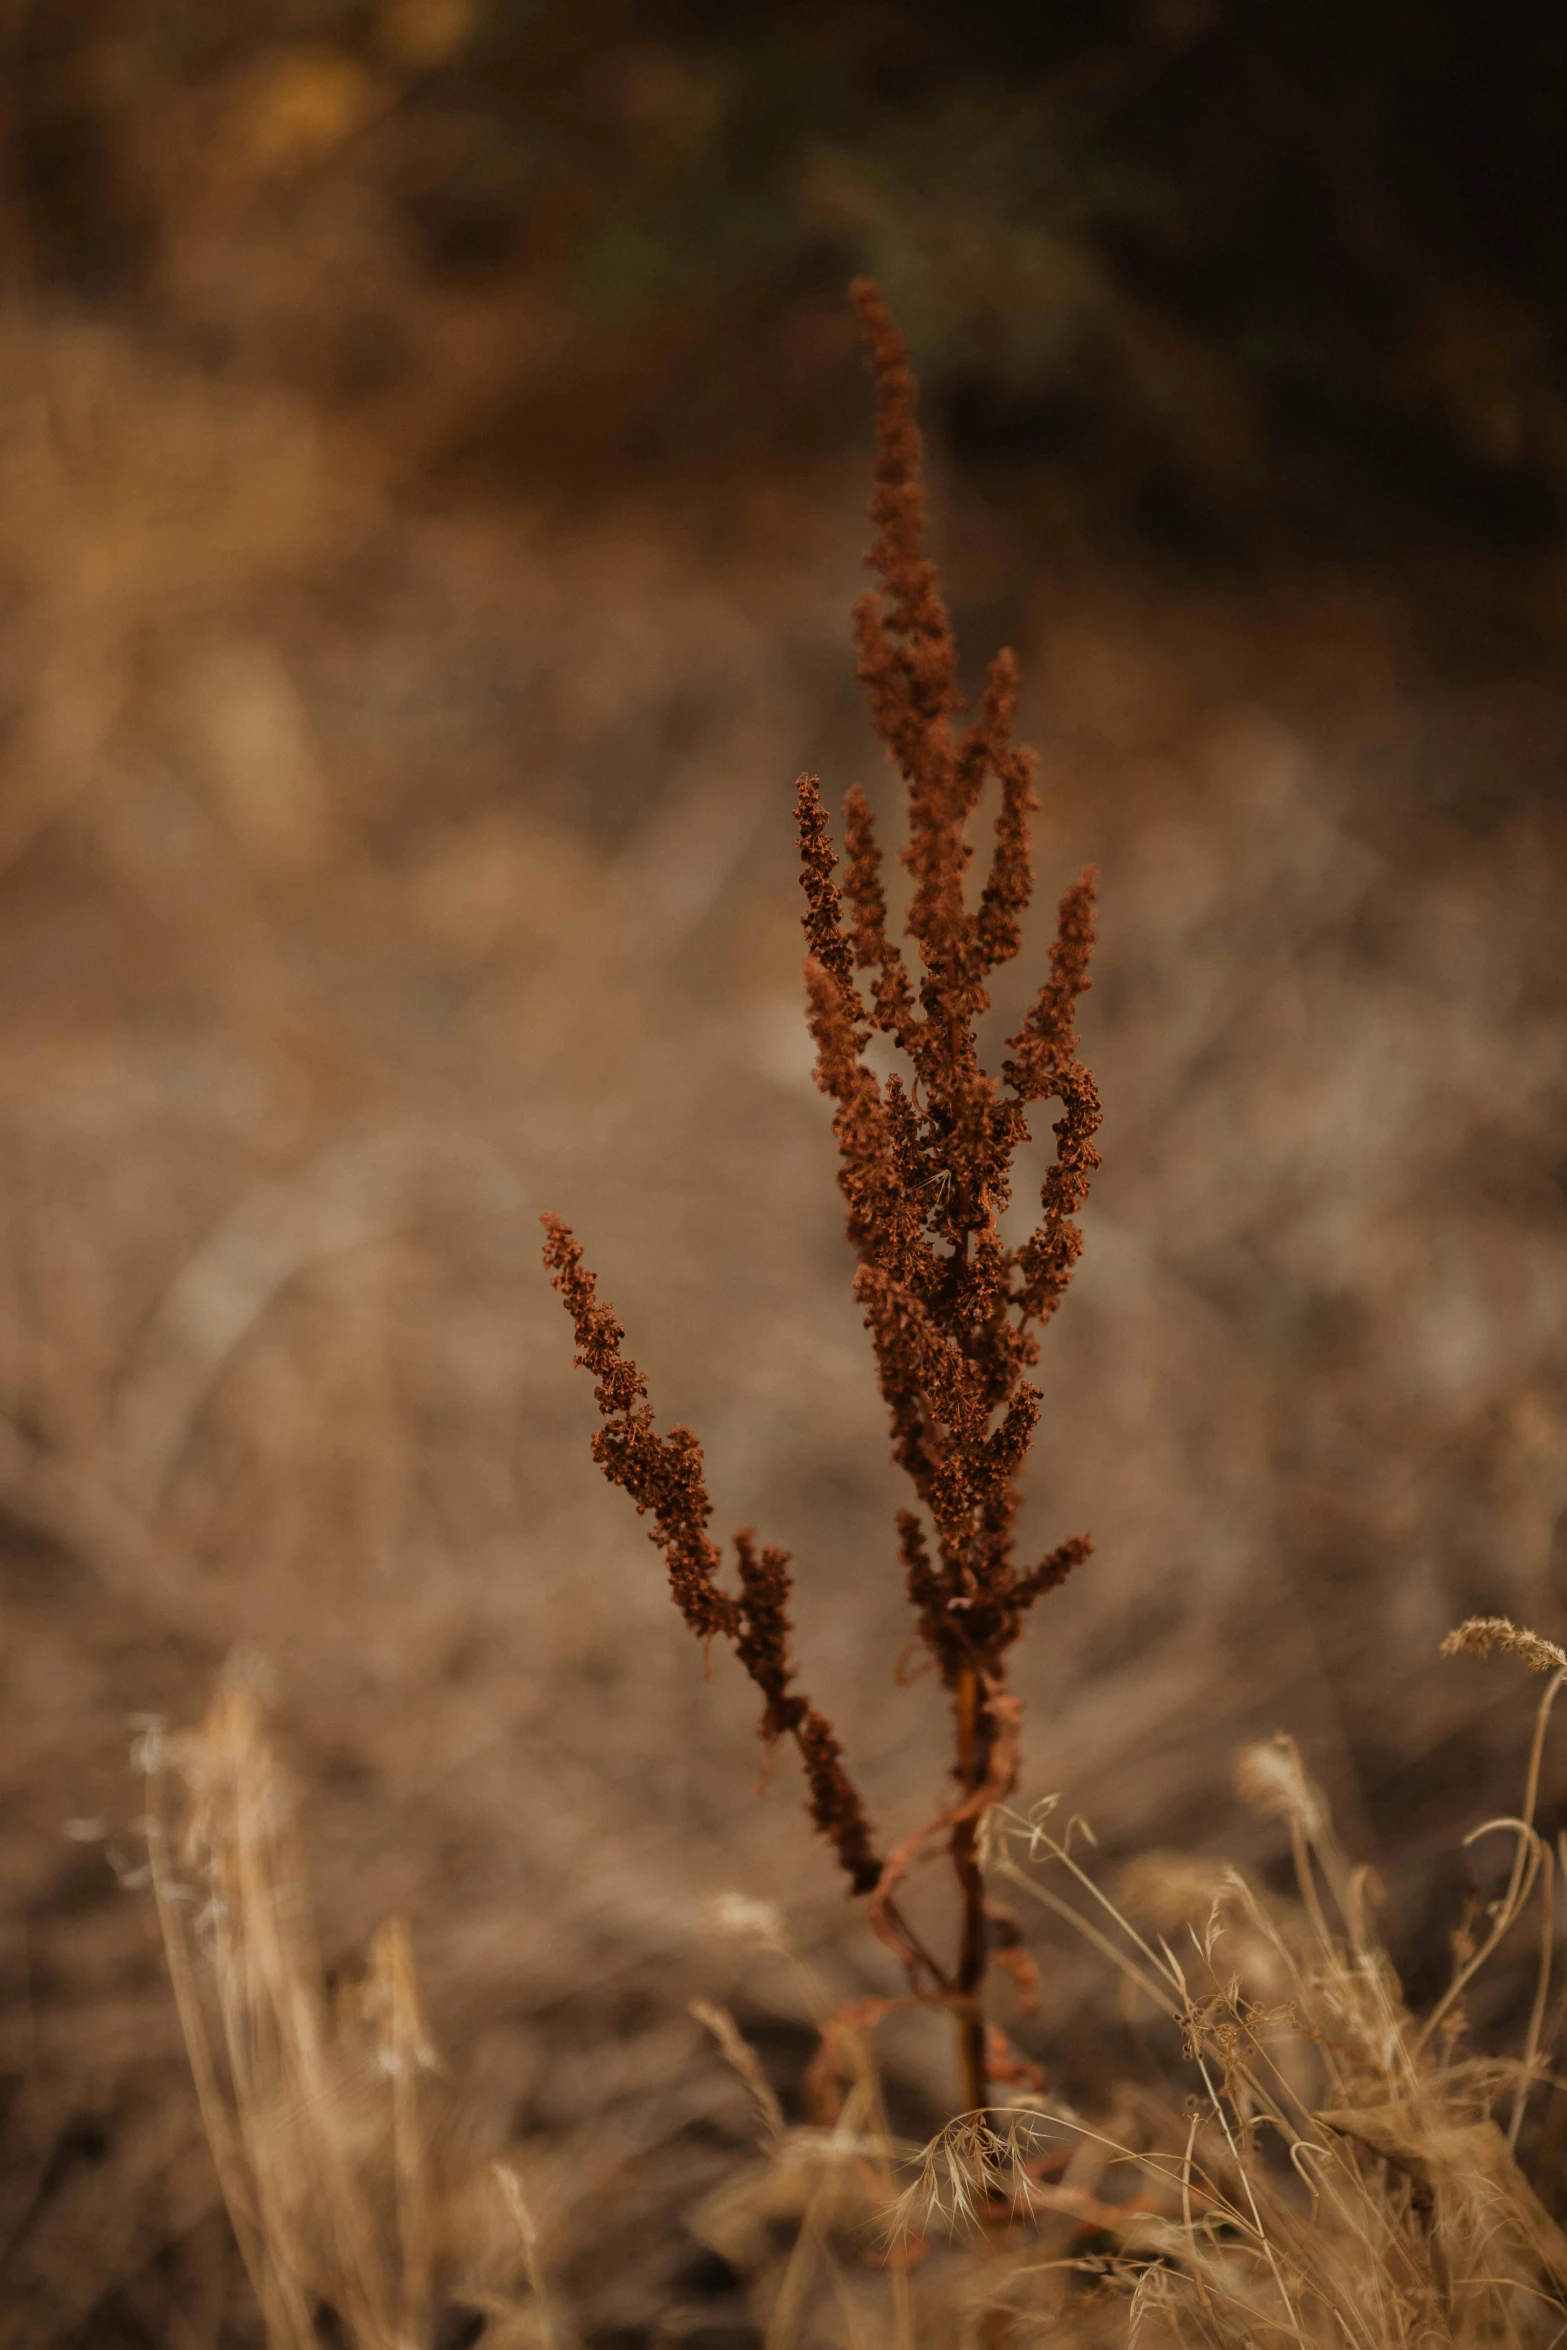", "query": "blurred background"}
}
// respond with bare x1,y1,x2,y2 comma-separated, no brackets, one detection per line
6,0,1567,2339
